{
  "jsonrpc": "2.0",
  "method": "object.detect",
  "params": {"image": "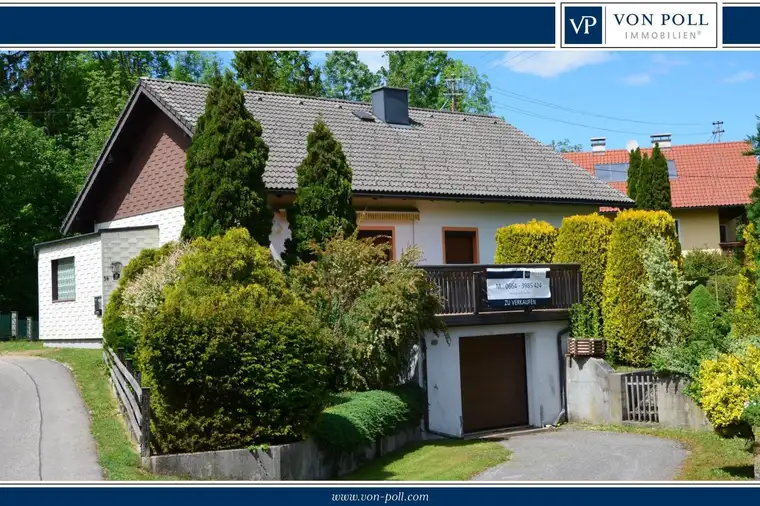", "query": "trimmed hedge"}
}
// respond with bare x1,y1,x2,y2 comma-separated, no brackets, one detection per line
734,223,760,338
552,213,613,312
494,219,557,264
313,383,425,453
602,209,681,366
